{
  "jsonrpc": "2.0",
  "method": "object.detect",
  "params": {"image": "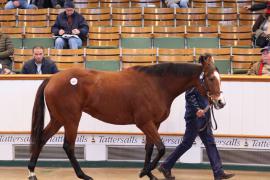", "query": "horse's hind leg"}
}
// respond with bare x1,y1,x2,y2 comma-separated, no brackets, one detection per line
63,122,93,180
28,120,61,180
